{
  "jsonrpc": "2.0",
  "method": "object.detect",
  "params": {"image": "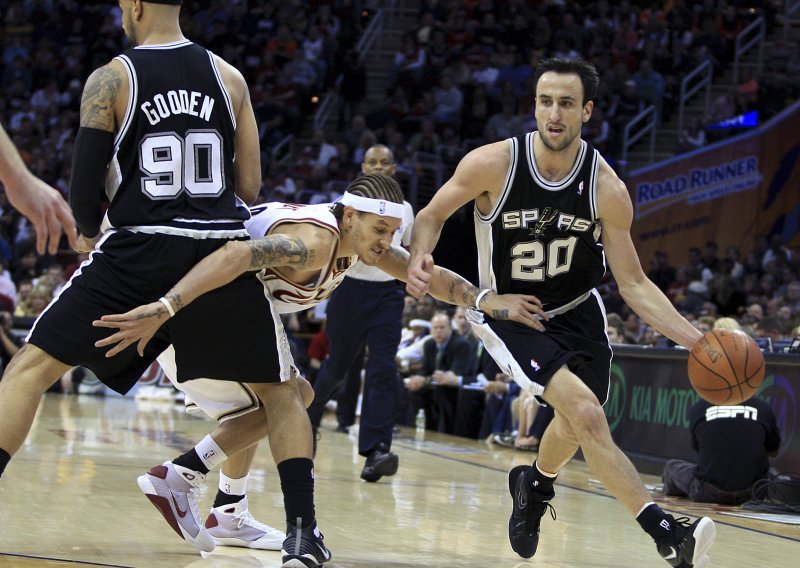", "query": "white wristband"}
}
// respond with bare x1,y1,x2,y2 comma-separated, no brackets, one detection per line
475,289,491,311
159,297,176,318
